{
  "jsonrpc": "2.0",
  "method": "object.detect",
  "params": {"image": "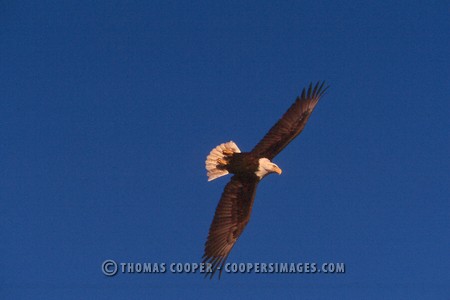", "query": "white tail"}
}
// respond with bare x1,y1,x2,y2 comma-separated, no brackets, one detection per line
205,141,241,181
